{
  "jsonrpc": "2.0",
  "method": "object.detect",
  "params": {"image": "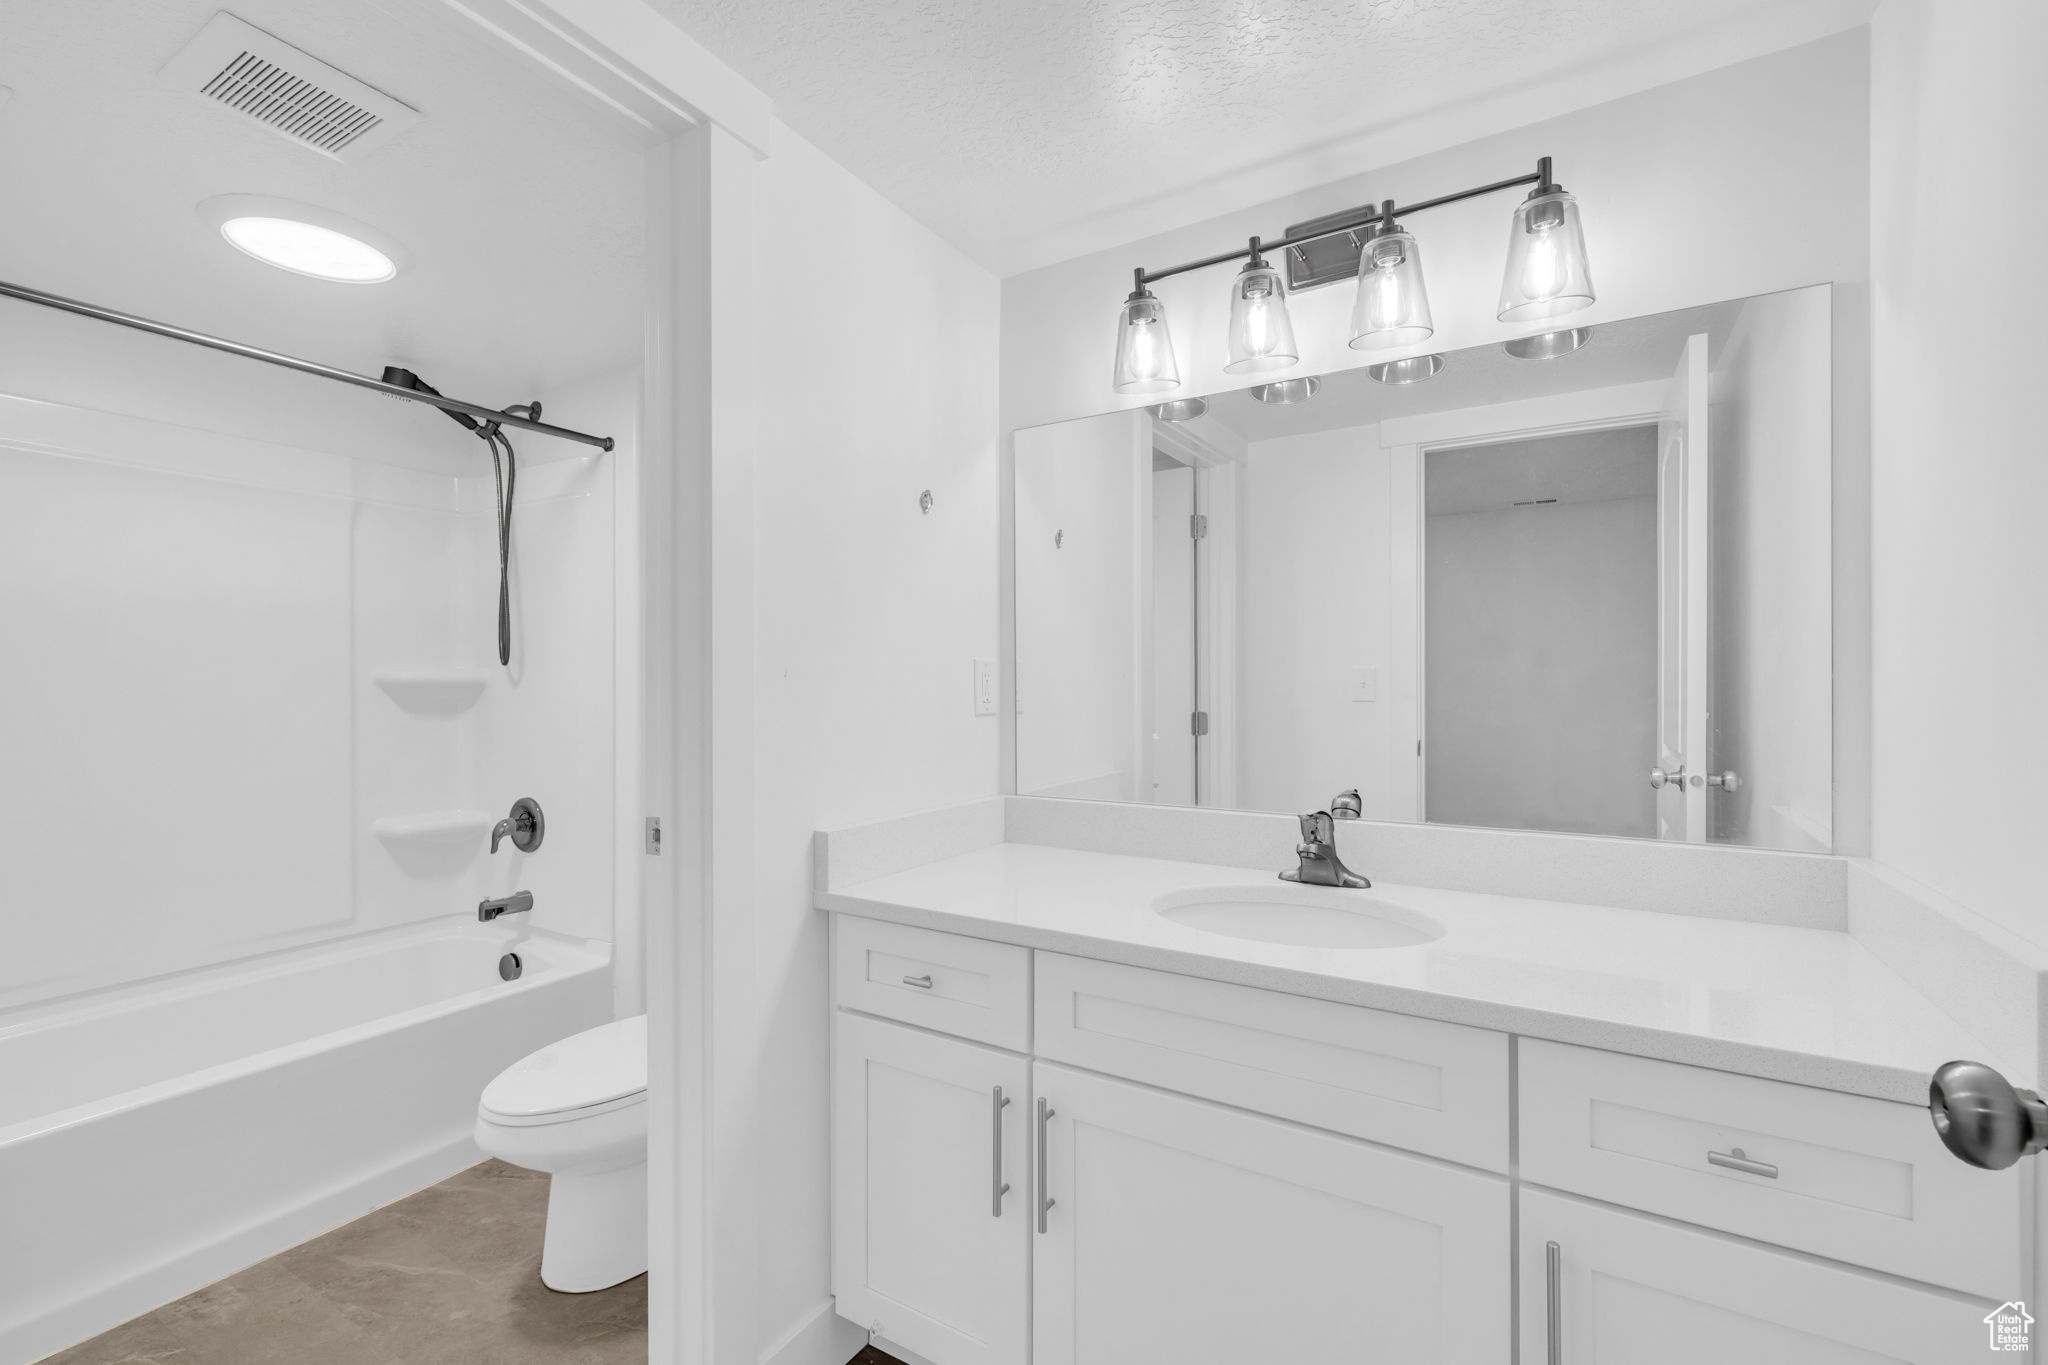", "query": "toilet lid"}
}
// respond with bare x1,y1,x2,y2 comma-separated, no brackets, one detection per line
481,1014,647,1120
